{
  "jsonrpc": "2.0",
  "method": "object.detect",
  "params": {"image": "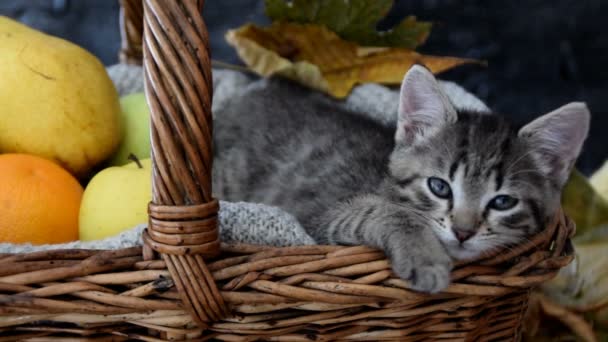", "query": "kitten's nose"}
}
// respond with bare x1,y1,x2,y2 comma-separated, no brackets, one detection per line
452,228,475,243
